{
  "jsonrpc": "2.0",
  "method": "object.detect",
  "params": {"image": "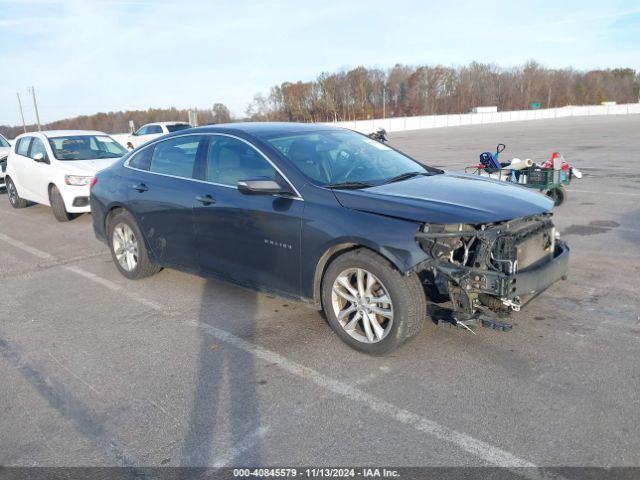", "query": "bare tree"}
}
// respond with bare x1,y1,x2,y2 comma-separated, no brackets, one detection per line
211,103,232,124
